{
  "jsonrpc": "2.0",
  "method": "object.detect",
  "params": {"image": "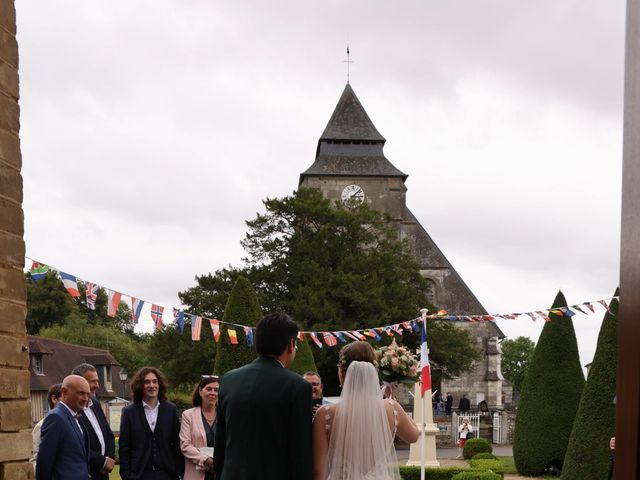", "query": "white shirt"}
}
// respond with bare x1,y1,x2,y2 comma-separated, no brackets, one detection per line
83,399,106,455
143,400,159,432
59,401,83,435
